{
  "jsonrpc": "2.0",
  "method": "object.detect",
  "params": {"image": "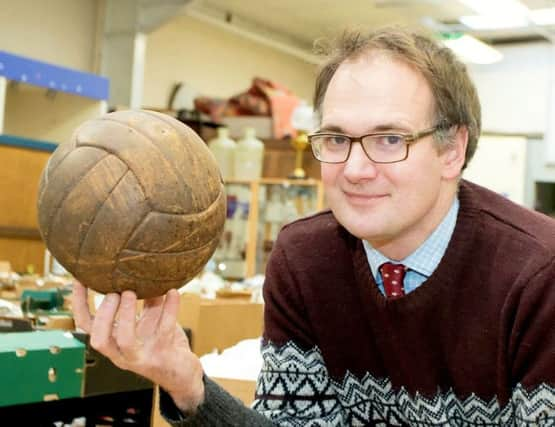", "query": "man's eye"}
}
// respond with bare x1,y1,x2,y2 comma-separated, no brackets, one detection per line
374,135,403,146
384,135,403,145
323,135,348,146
